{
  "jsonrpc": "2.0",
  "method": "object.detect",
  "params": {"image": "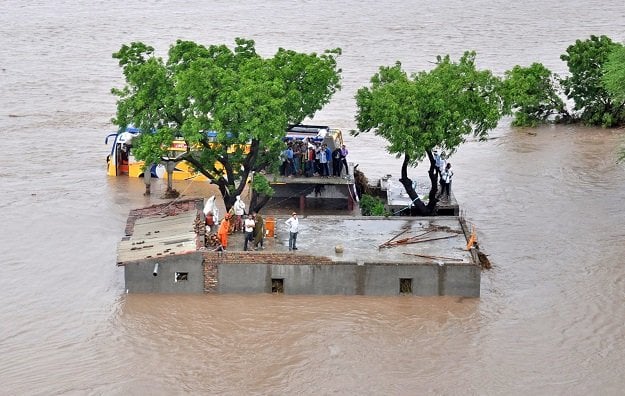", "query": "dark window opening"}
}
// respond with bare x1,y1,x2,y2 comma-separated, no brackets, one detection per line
271,278,284,294
400,278,412,295
175,272,188,282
